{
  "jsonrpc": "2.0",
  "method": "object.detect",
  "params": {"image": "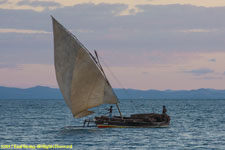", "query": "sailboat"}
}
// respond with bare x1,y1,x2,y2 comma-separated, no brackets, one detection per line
51,16,170,128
